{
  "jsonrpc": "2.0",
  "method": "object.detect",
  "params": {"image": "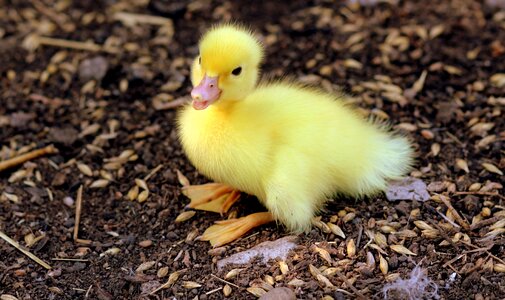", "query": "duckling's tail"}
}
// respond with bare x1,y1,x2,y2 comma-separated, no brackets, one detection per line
355,131,415,196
